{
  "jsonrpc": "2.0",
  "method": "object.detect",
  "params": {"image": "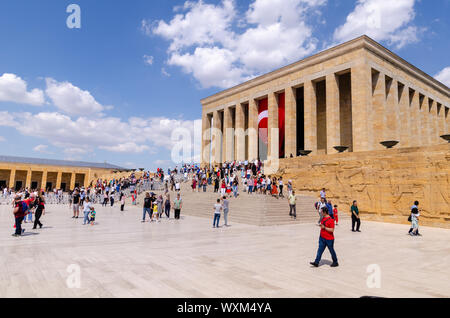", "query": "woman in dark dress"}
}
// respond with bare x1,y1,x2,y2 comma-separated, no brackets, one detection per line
33,195,45,229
